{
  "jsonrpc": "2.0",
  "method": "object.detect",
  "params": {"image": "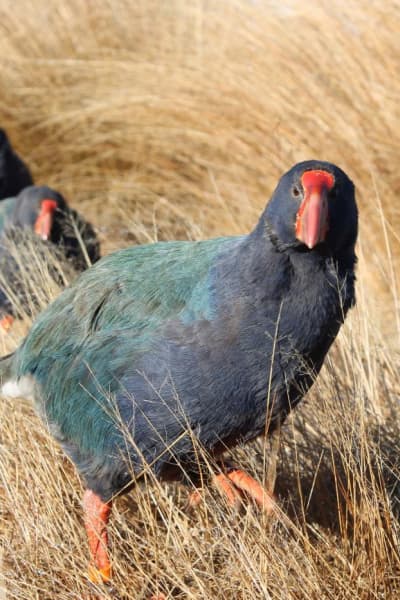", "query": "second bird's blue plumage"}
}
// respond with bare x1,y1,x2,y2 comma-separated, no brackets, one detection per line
0,129,33,200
